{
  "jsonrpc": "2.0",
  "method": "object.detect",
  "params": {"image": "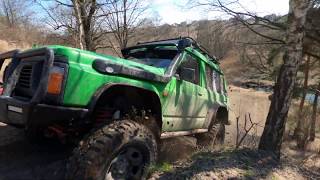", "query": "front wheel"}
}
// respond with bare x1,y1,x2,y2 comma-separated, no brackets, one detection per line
66,120,158,180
